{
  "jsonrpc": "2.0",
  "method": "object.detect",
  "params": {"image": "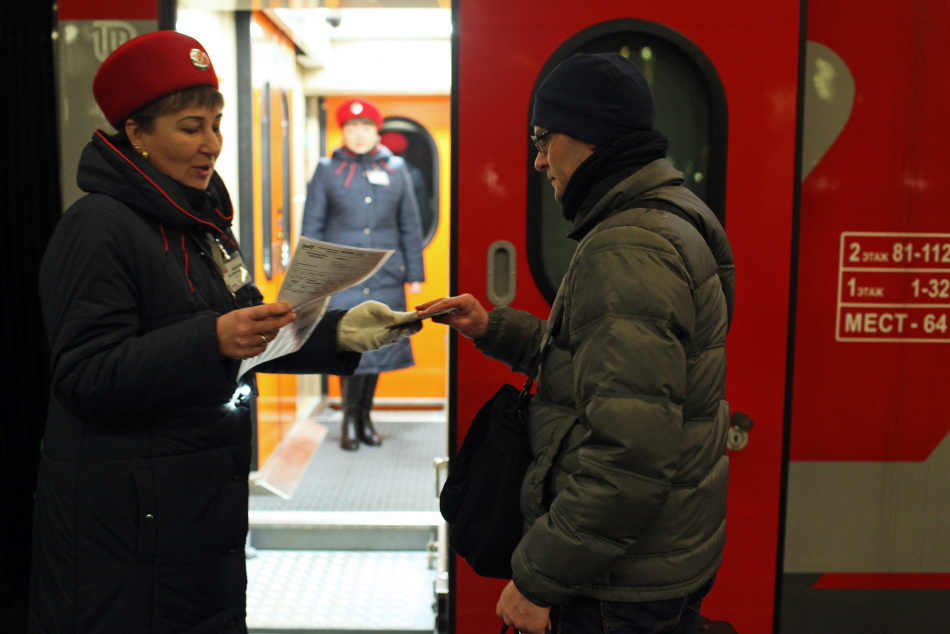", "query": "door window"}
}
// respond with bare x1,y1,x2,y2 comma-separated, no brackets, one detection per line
380,116,441,247
527,19,727,304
